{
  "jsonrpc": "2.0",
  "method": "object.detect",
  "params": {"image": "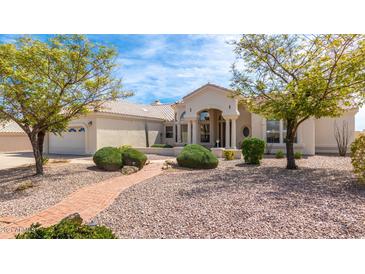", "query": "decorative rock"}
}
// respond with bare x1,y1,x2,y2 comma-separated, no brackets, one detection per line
161,159,176,170
60,213,83,225
165,159,176,166
121,165,139,175
161,165,169,170
145,160,151,165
